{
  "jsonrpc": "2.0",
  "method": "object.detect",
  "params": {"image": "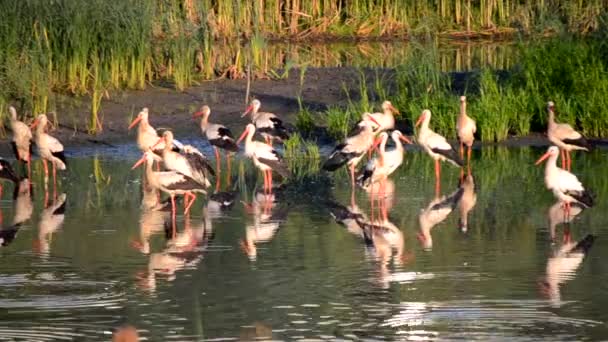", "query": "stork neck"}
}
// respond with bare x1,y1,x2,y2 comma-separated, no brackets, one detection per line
392,135,404,152
546,153,559,172
420,116,431,132
199,113,209,129
547,109,556,128
36,120,46,135
459,101,467,119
